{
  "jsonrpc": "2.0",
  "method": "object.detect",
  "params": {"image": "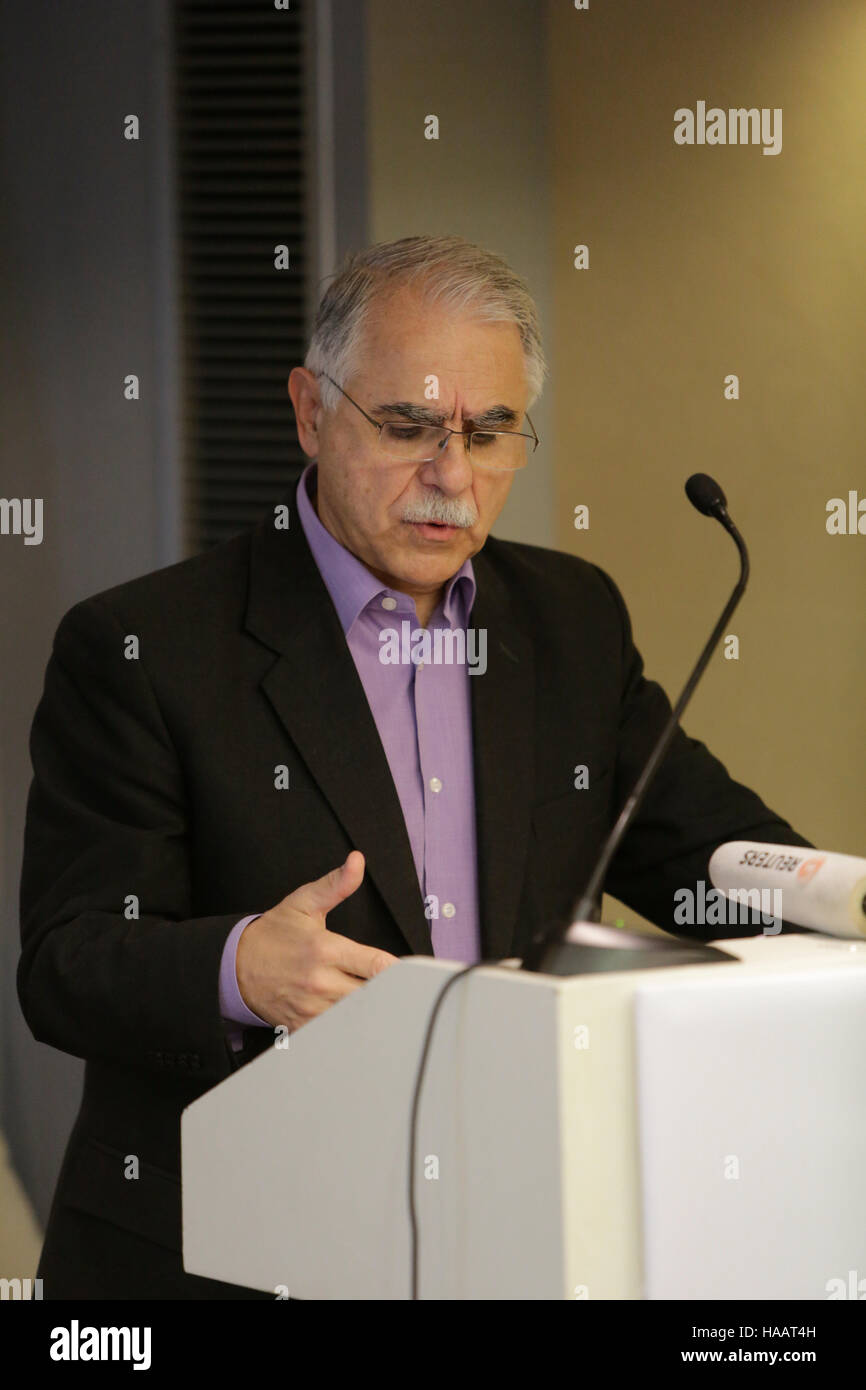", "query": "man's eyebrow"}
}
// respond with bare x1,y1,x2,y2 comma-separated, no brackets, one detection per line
371,401,447,425
470,404,520,428
371,401,521,428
